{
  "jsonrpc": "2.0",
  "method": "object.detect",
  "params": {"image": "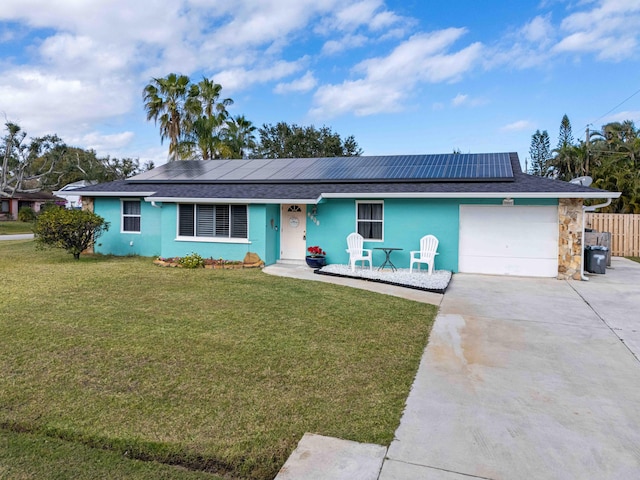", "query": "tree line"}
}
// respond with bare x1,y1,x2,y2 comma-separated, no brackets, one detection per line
143,73,362,161
1,122,151,199
528,115,640,213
